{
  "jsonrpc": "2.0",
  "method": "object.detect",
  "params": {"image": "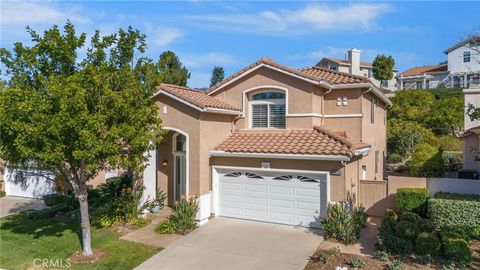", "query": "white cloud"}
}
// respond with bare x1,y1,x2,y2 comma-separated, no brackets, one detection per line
180,52,237,69
187,3,391,35
1,0,90,26
151,27,184,46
